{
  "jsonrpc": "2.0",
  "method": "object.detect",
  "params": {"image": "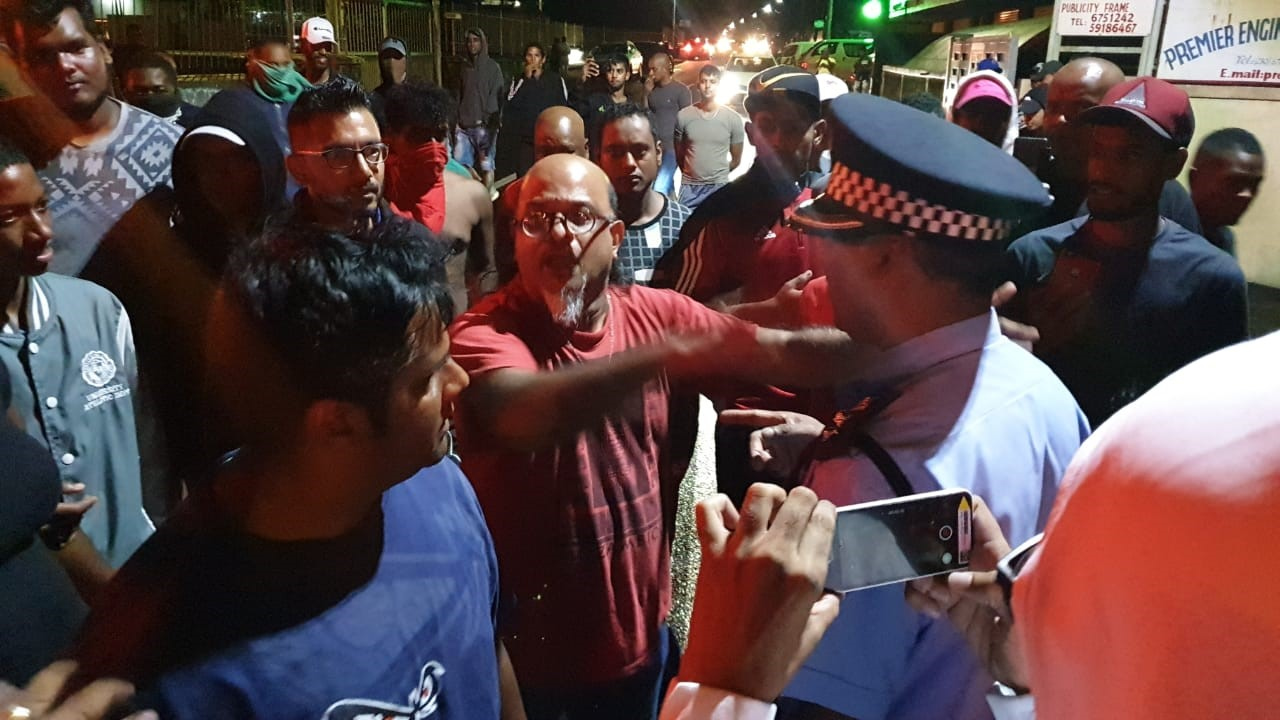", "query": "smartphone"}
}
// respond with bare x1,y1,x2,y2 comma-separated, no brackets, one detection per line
1013,136,1052,179
827,488,973,593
